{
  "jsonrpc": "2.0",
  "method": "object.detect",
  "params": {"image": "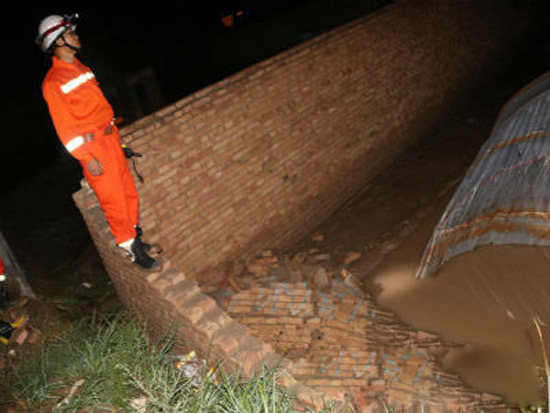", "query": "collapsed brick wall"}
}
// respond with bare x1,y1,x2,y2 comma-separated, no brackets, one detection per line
73,0,541,410
221,257,504,410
